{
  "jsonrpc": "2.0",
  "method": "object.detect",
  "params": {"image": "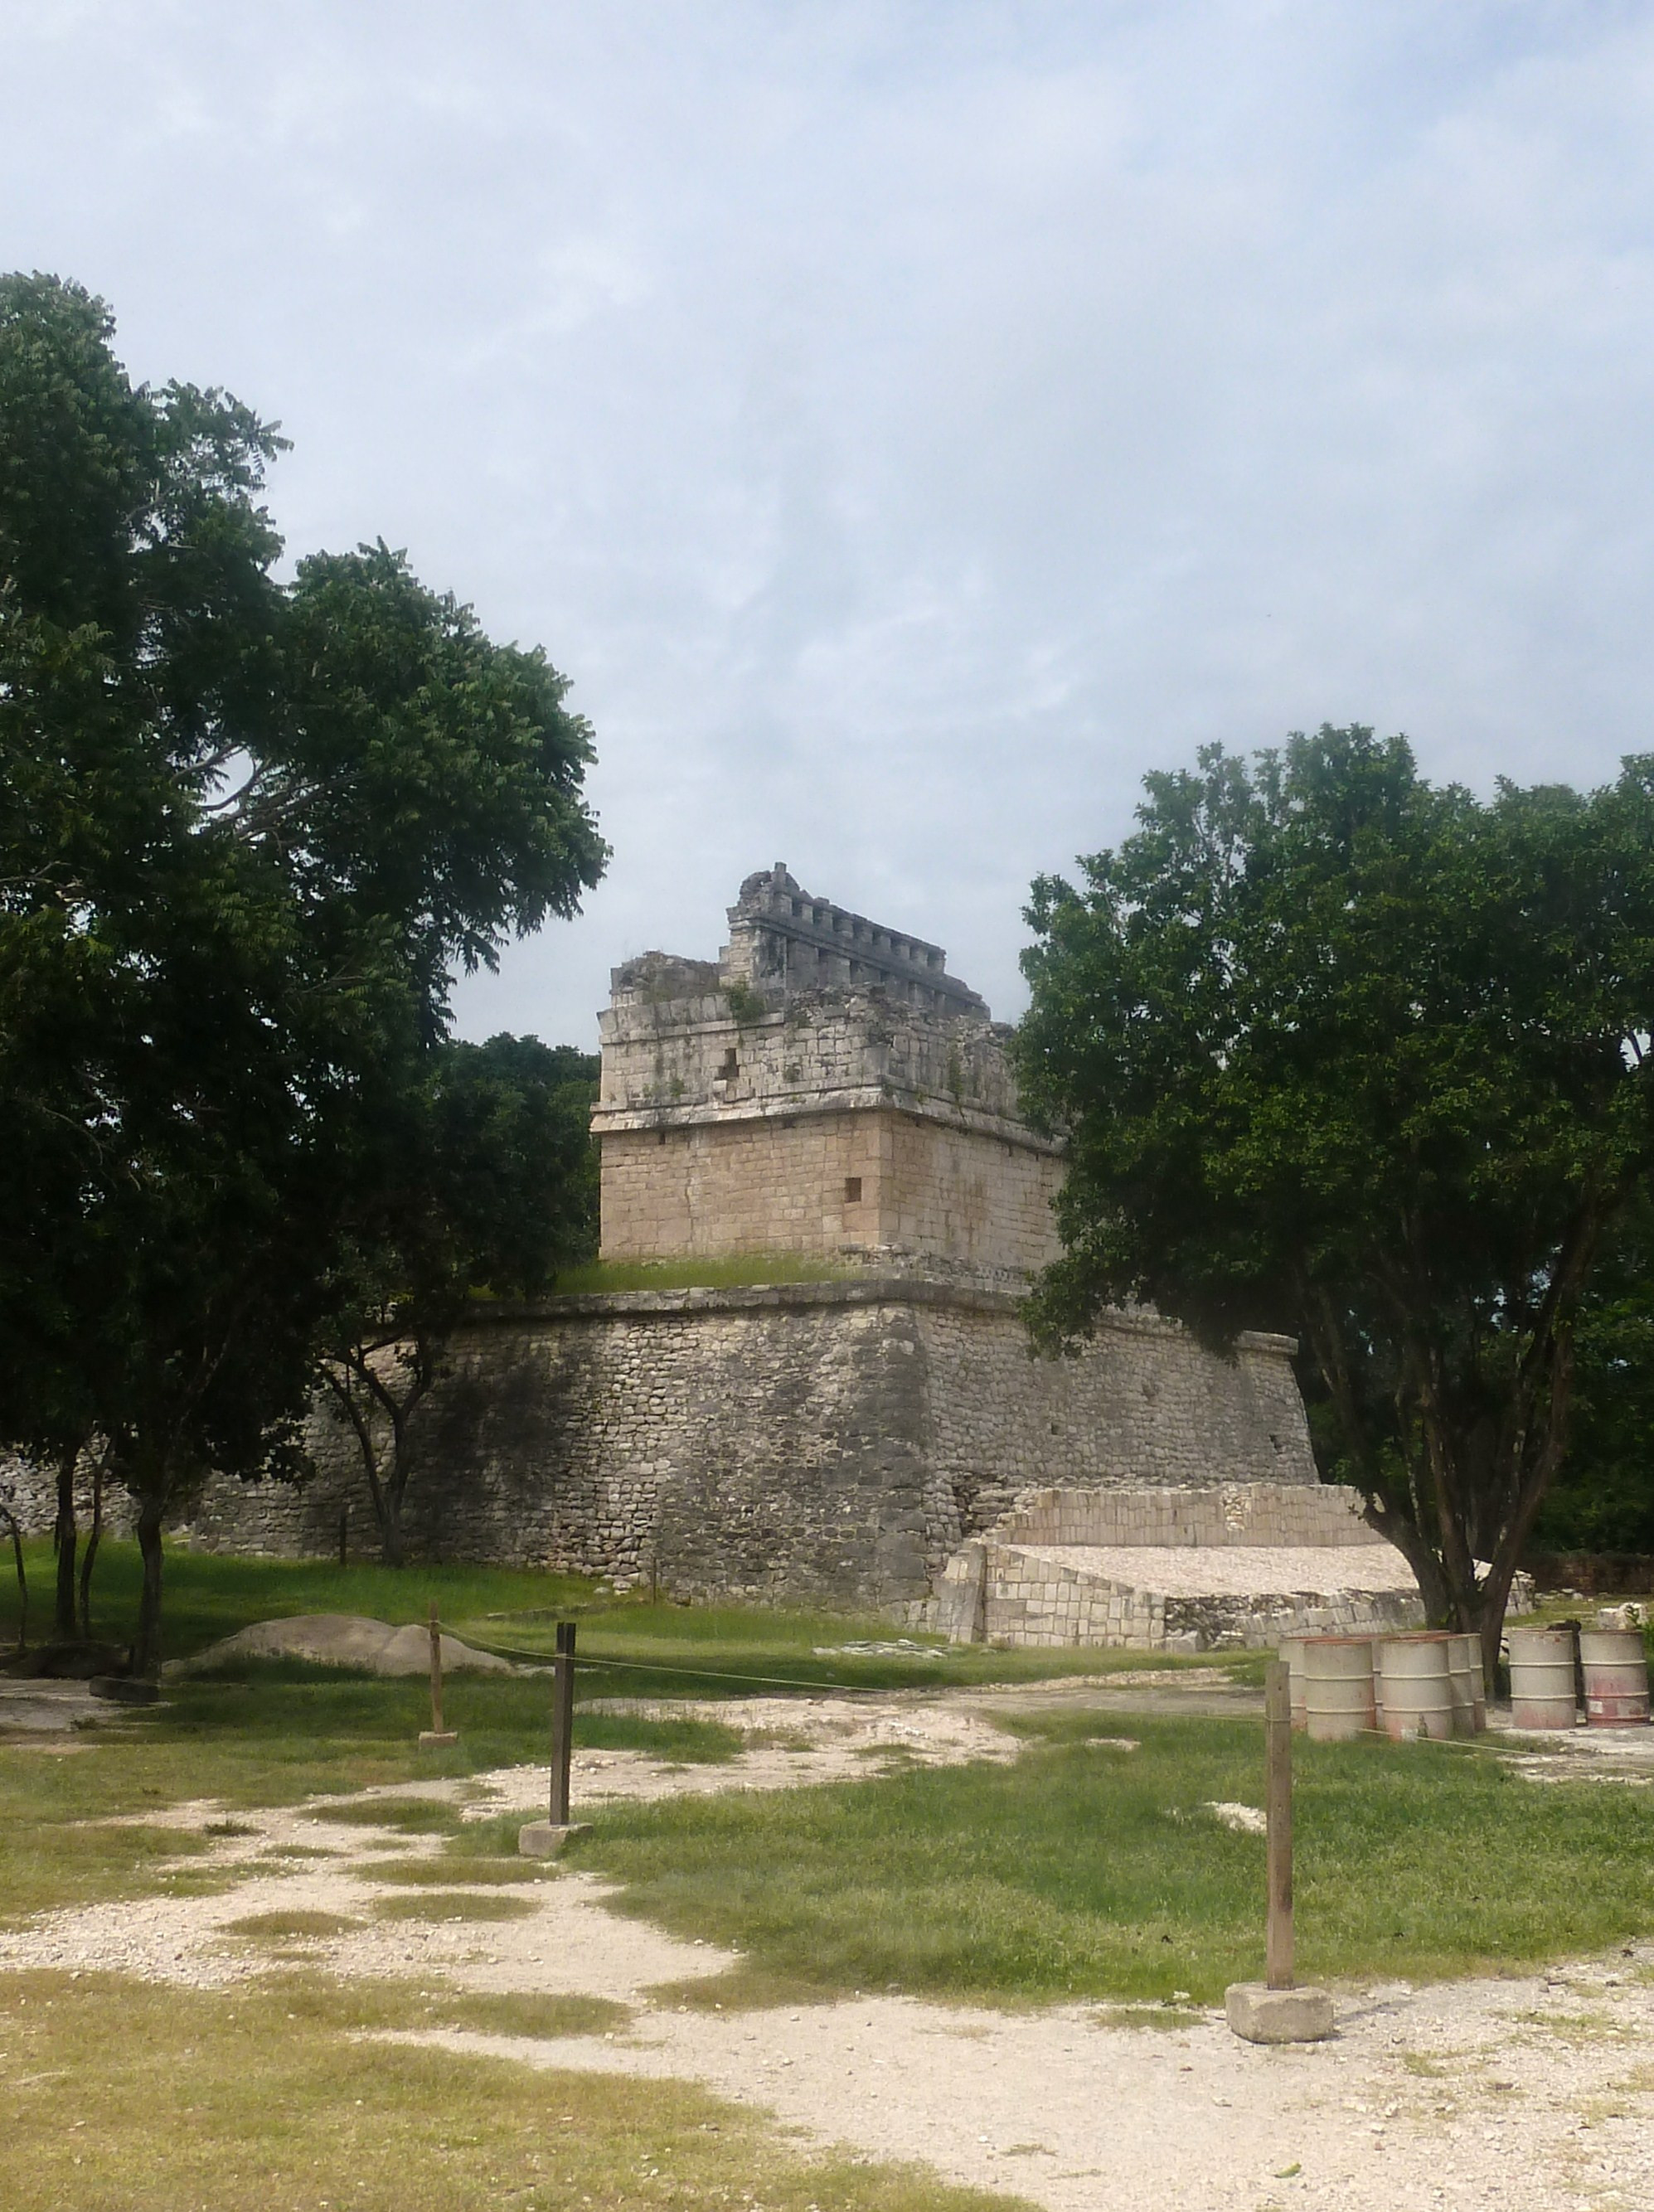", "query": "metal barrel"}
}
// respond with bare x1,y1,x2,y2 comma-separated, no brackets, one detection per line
1301,1634,1377,1740
1579,1627,1651,1727
1507,1624,1579,1729
1445,1633,1481,1736
1278,1636,1308,1732
1377,1632,1456,1741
